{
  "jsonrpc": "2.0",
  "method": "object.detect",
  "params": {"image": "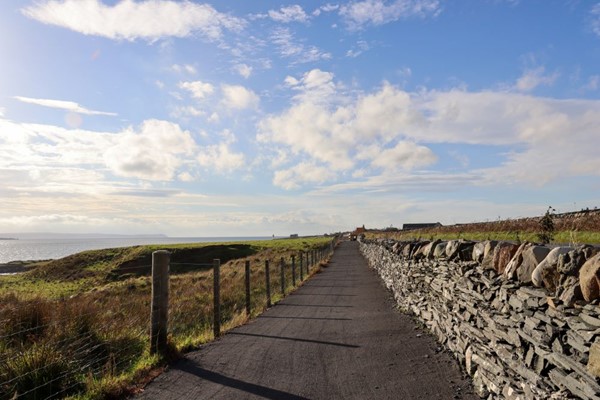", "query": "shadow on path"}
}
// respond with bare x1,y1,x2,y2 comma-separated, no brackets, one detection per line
228,332,360,348
178,362,309,400
258,315,352,321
